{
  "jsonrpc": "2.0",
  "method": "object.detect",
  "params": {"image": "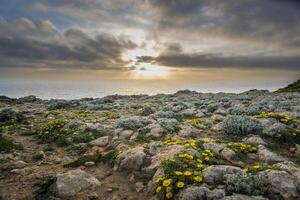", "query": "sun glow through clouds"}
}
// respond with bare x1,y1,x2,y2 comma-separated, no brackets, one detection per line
123,38,169,79
132,63,169,79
